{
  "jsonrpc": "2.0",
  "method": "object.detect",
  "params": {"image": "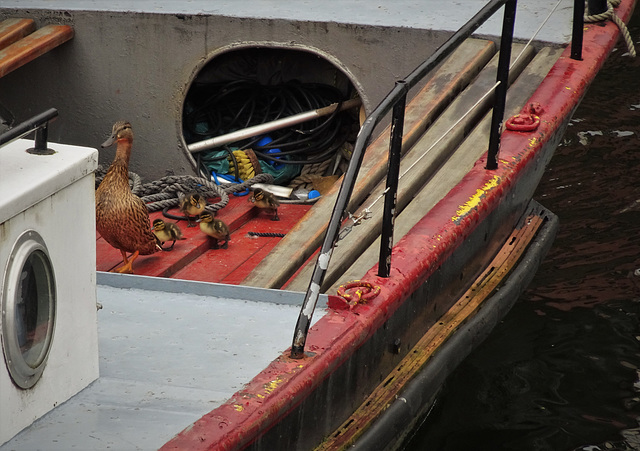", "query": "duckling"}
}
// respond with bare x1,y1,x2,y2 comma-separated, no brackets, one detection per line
96,121,160,273
152,218,185,250
197,212,230,249
250,188,280,221
179,192,207,227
